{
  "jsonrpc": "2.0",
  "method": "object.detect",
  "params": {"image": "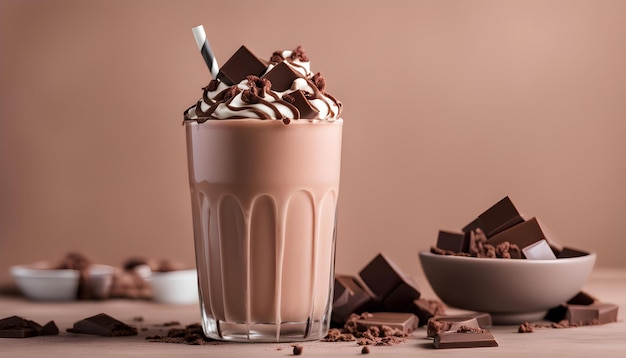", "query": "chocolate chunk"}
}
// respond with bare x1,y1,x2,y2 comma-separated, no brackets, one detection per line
292,344,303,355
332,275,380,325
436,230,467,254
358,253,407,299
0,316,55,338
409,299,446,327
478,196,524,237
39,321,59,336
427,313,492,338
381,276,421,311
262,61,302,92
0,316,38,338
355,312,419,336
216,45,267,86
67,313,137,337
283,90,319,119
545,290,598,322
487,217,547,255
557,247,589,258
522,239,557,260
433,331,498,349
567,303,619,325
